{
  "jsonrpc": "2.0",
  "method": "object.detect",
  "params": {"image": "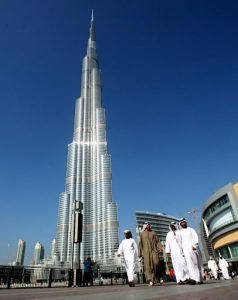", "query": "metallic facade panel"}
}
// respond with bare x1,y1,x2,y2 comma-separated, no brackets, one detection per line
56,16,119,267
